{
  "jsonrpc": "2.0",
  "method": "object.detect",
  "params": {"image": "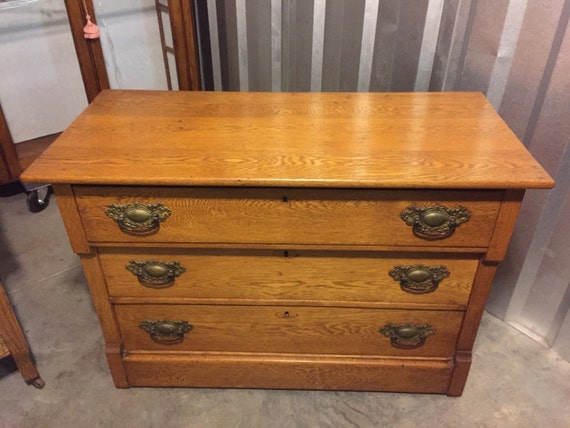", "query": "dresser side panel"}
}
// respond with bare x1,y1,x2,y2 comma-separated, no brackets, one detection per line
80,253,128,387
52,184,91,255
486,190,525,262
